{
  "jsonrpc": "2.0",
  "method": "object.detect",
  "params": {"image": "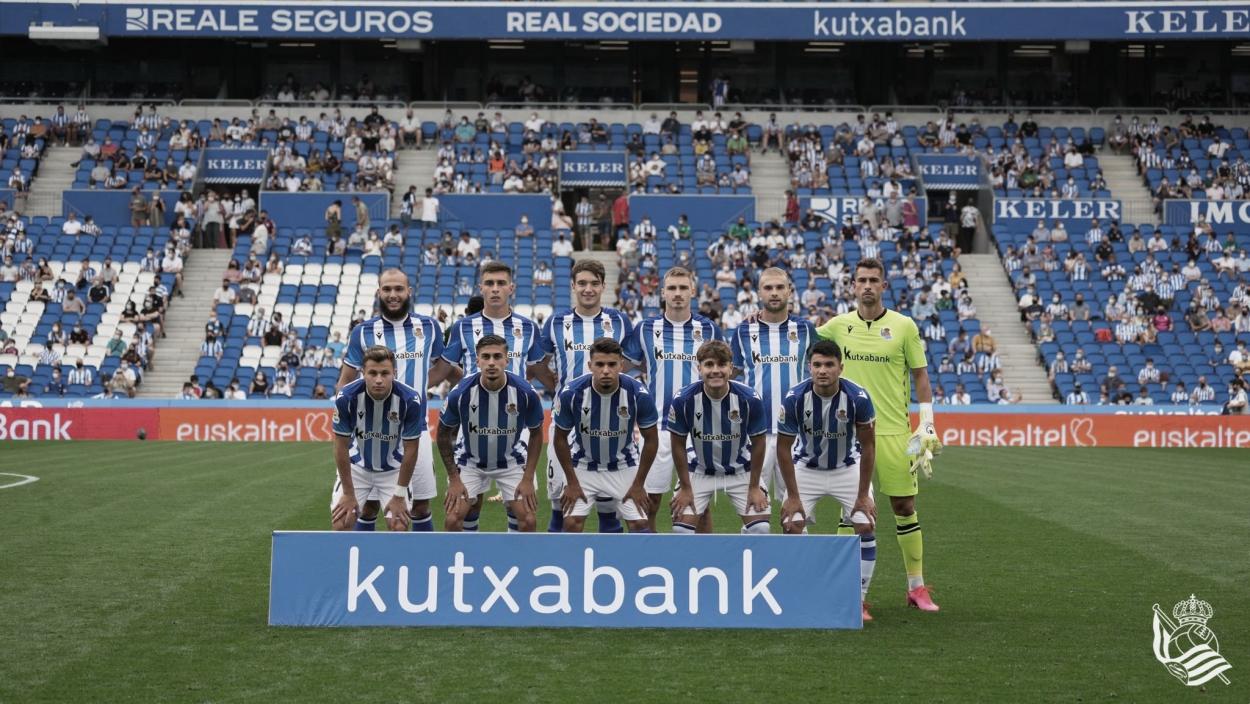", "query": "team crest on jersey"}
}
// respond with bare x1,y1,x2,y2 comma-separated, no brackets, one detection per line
618,405,631,418
513,325,523,337
413,326,424,338
880,327,892,340
788,329,799,342
332,410,340,424
693,328,703,341
602,318,613,333
728,409,741,423
505,403,518,415
388,410,400,423
837,408,848,422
